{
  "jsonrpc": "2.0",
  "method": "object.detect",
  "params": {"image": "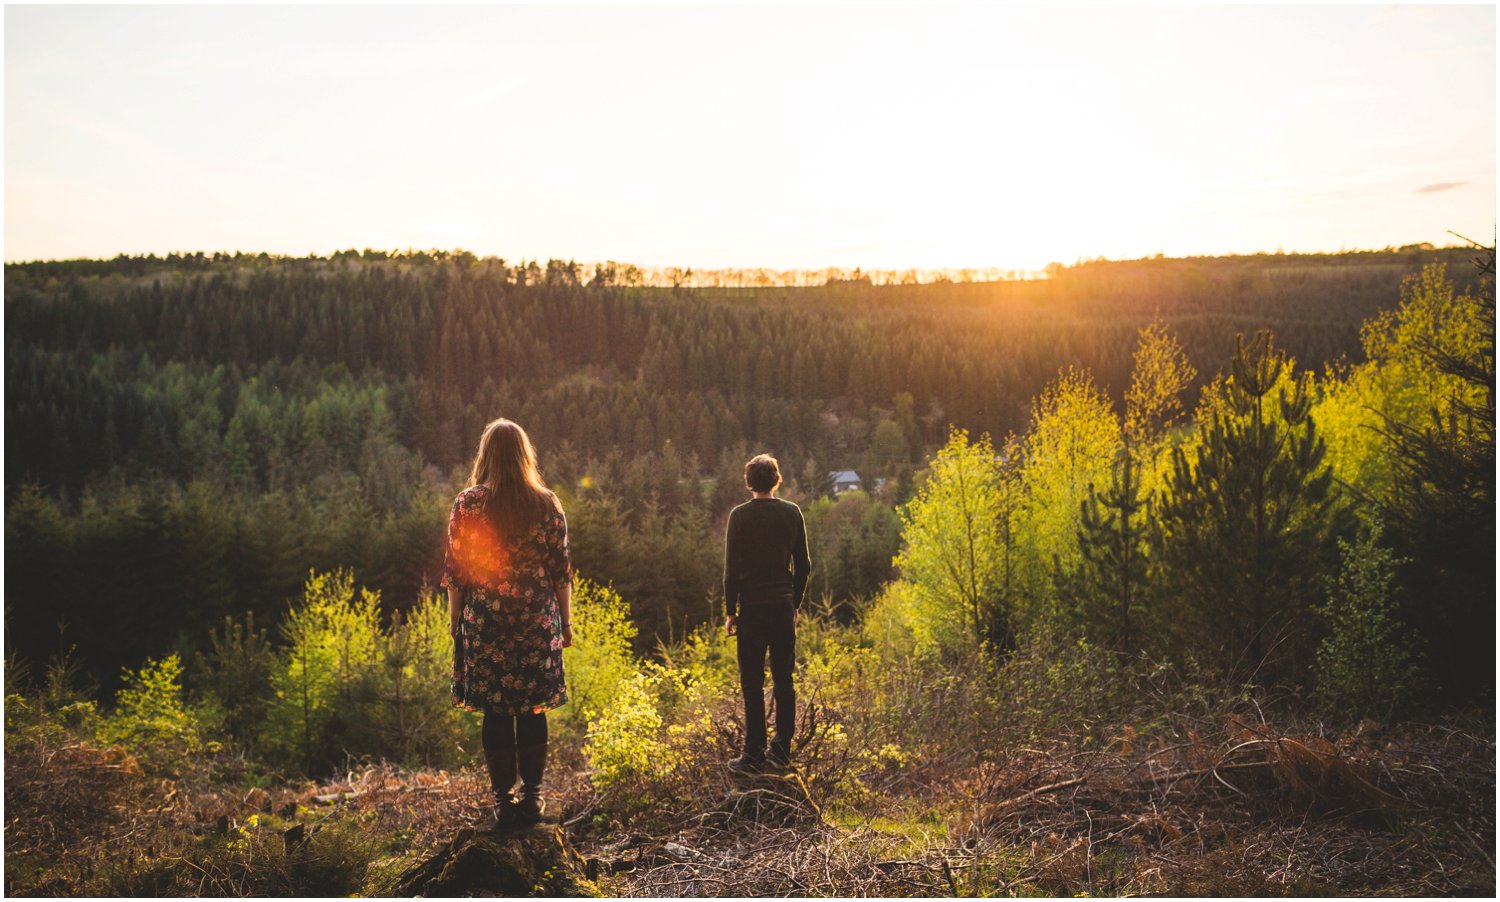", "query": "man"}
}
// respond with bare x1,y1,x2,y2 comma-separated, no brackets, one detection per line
723,453,811,773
